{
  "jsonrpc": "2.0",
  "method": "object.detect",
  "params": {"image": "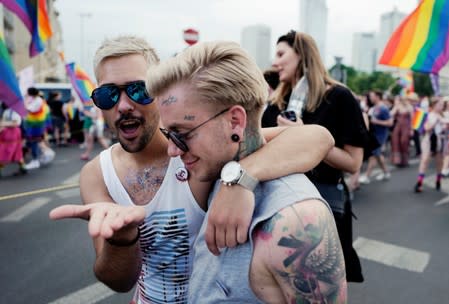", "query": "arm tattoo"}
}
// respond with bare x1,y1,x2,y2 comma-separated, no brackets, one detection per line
161,95,177,106
184,115,195,121
276,207,345,303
